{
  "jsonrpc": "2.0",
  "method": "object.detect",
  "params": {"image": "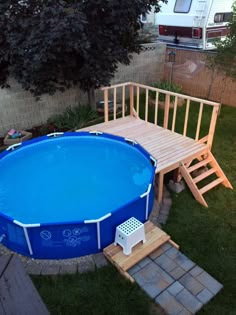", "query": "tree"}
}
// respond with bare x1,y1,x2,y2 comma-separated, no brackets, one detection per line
211,1,236,79
0,0,167,106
